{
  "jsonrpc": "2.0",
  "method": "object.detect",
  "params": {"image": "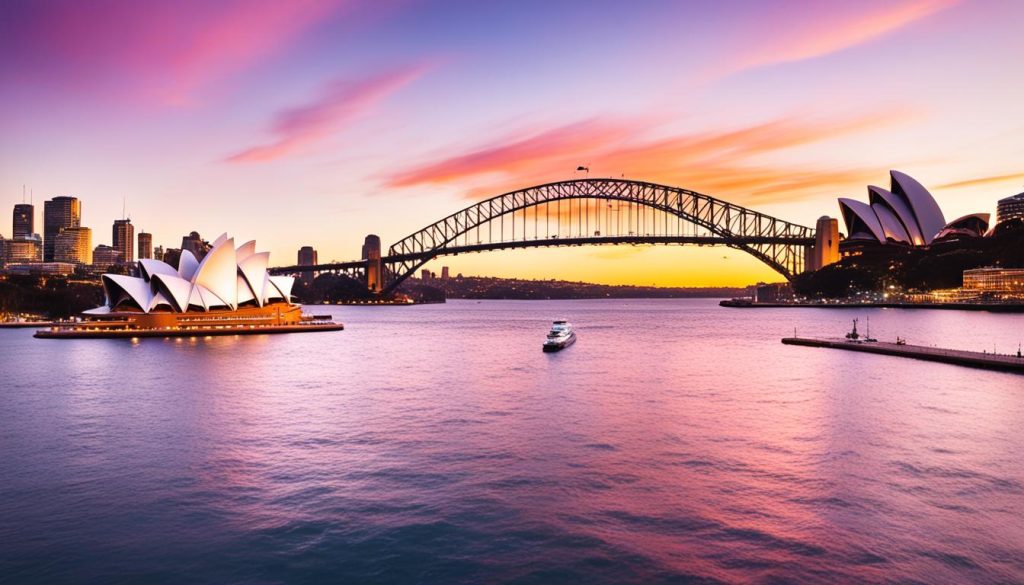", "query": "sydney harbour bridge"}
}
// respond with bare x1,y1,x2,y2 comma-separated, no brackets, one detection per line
269,178,824,295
